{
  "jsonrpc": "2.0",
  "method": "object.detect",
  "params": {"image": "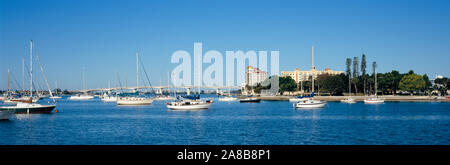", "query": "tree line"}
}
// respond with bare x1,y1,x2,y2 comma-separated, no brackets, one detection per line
250,54,449,96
